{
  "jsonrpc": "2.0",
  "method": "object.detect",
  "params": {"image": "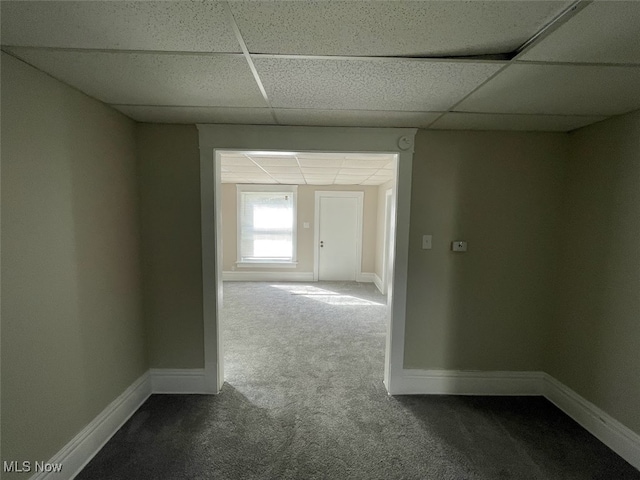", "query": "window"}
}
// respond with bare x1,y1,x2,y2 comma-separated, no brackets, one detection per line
237,185,297,265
